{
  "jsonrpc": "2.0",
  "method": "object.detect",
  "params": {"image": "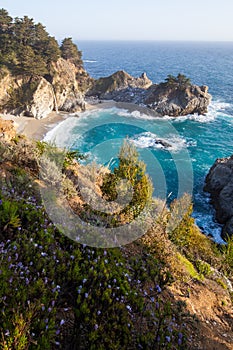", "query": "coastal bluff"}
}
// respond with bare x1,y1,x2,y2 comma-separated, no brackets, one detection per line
0,67,211,119
204,155,233,239
0,58,92,119
87,71,211,117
